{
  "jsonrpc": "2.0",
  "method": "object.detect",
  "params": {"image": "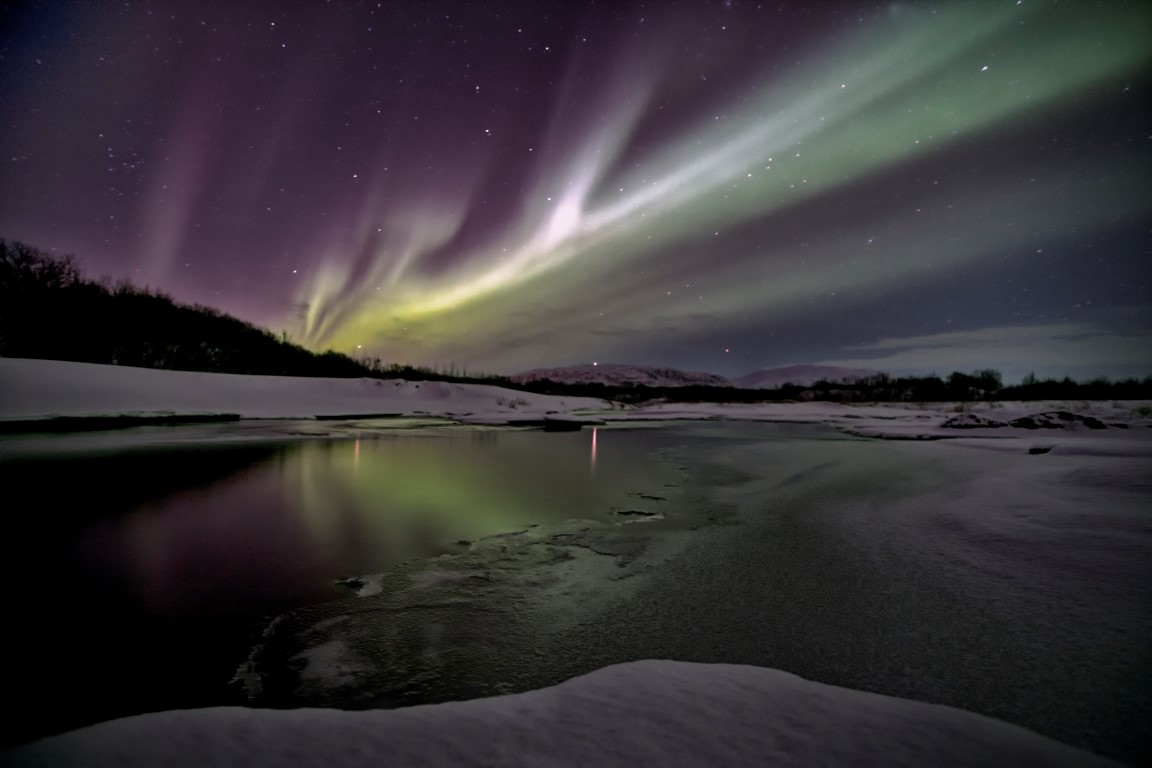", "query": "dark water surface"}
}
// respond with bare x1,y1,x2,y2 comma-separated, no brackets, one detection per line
0,421,716,746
